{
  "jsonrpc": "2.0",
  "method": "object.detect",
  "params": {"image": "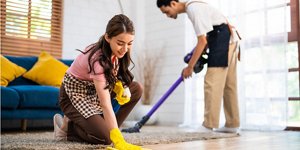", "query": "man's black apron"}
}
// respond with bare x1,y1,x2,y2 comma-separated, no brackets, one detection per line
206,24,231,67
